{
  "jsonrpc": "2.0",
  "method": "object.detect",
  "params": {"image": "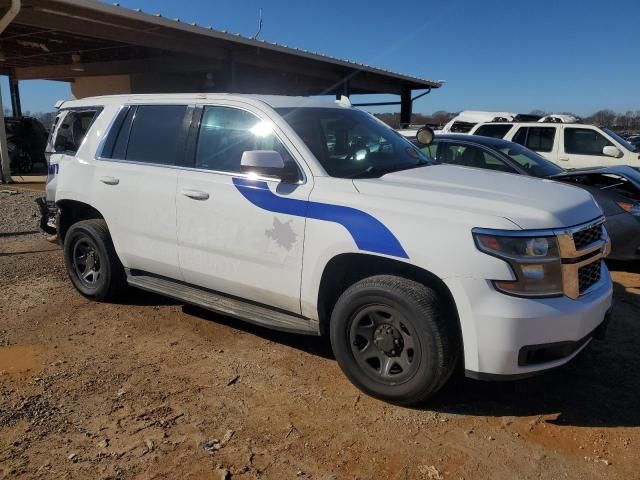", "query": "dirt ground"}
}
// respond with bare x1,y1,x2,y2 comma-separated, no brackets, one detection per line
1,190,639,480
